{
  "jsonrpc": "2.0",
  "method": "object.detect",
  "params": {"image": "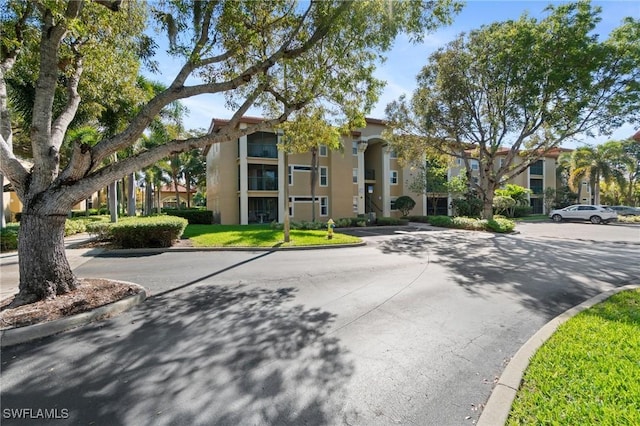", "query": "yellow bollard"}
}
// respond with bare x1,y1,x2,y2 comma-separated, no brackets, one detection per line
327,218,335,239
